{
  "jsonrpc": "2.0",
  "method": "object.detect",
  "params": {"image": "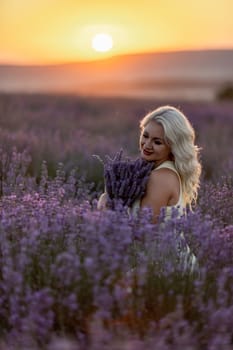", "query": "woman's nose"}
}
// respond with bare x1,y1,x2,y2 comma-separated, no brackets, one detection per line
145,138,152,148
